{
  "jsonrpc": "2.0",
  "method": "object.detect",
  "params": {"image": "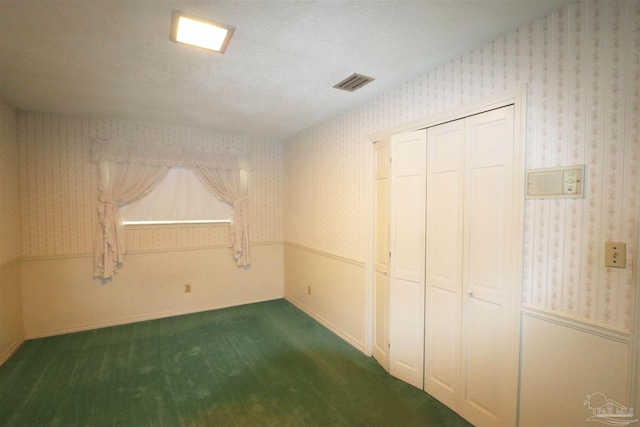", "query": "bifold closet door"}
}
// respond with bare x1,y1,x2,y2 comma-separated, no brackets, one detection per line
389,130,426,389
424,106,518,427
373,138,390,372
